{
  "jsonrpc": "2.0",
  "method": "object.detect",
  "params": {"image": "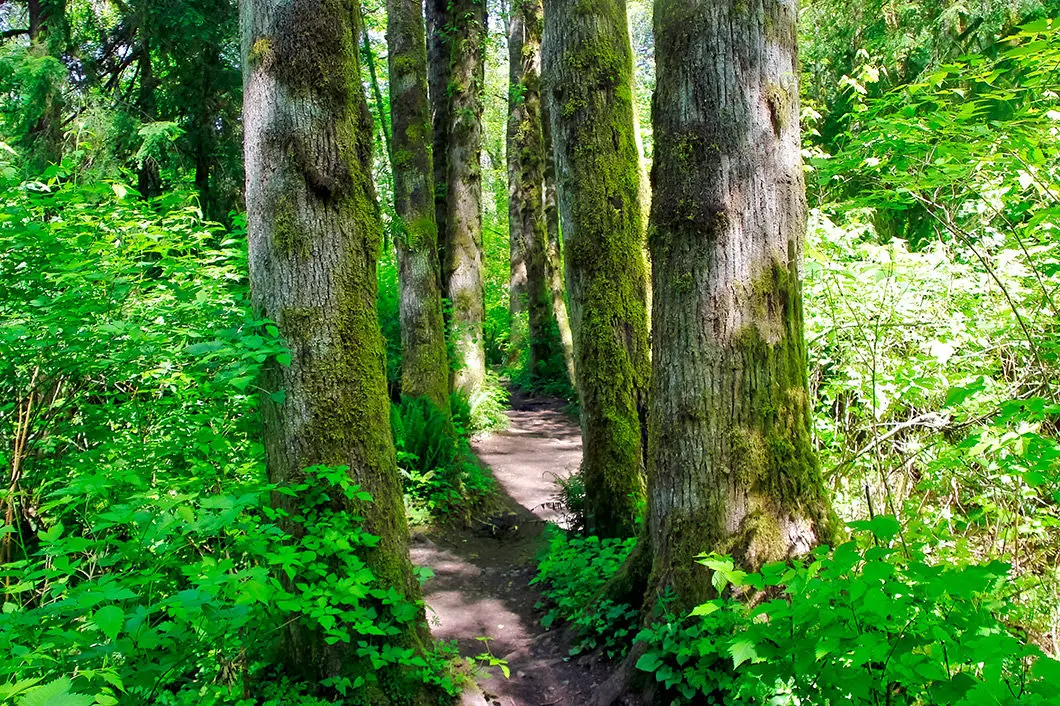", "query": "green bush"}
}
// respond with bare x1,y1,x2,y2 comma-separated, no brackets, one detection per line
392,396,493,520
0,168,464,704
635,519,1060,705
532,528,638,659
